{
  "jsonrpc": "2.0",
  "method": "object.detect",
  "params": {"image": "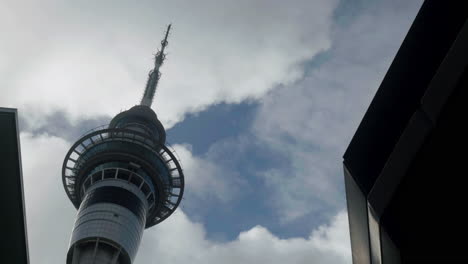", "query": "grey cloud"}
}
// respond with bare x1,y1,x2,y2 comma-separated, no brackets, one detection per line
18,110,111,142
1,0,337,127
6,1,425,263
137,209,350,264
252,0,424,222
21,133,350,264
173,143,247,206
20,133,75,264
